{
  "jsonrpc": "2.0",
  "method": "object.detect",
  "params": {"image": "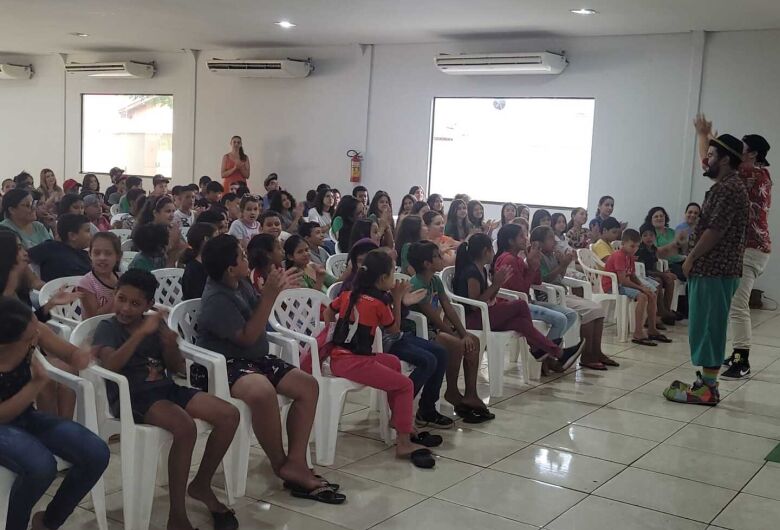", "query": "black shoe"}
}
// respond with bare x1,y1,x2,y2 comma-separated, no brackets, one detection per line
558,340,586,370
722,357,751,379
661,315,677,326
723,353,735,367
415,410,455,429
